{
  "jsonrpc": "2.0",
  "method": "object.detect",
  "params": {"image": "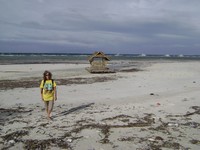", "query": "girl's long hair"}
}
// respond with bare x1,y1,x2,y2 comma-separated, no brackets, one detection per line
43,70,52,80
